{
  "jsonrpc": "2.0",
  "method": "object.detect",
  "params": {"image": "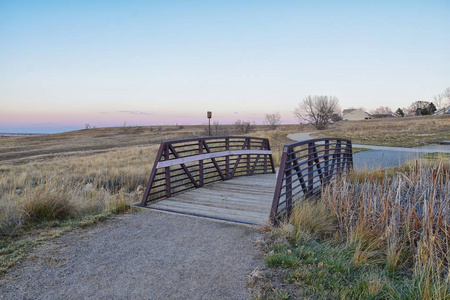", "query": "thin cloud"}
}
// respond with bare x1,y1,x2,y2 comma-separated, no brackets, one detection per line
31,122,61,126
119,111,152,115
99,111,152,115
